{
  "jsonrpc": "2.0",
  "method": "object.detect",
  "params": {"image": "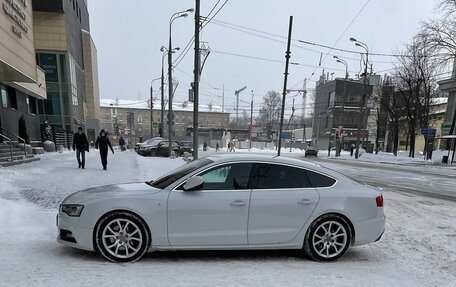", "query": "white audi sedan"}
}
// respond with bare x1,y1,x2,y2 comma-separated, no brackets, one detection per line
57,154,385,262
